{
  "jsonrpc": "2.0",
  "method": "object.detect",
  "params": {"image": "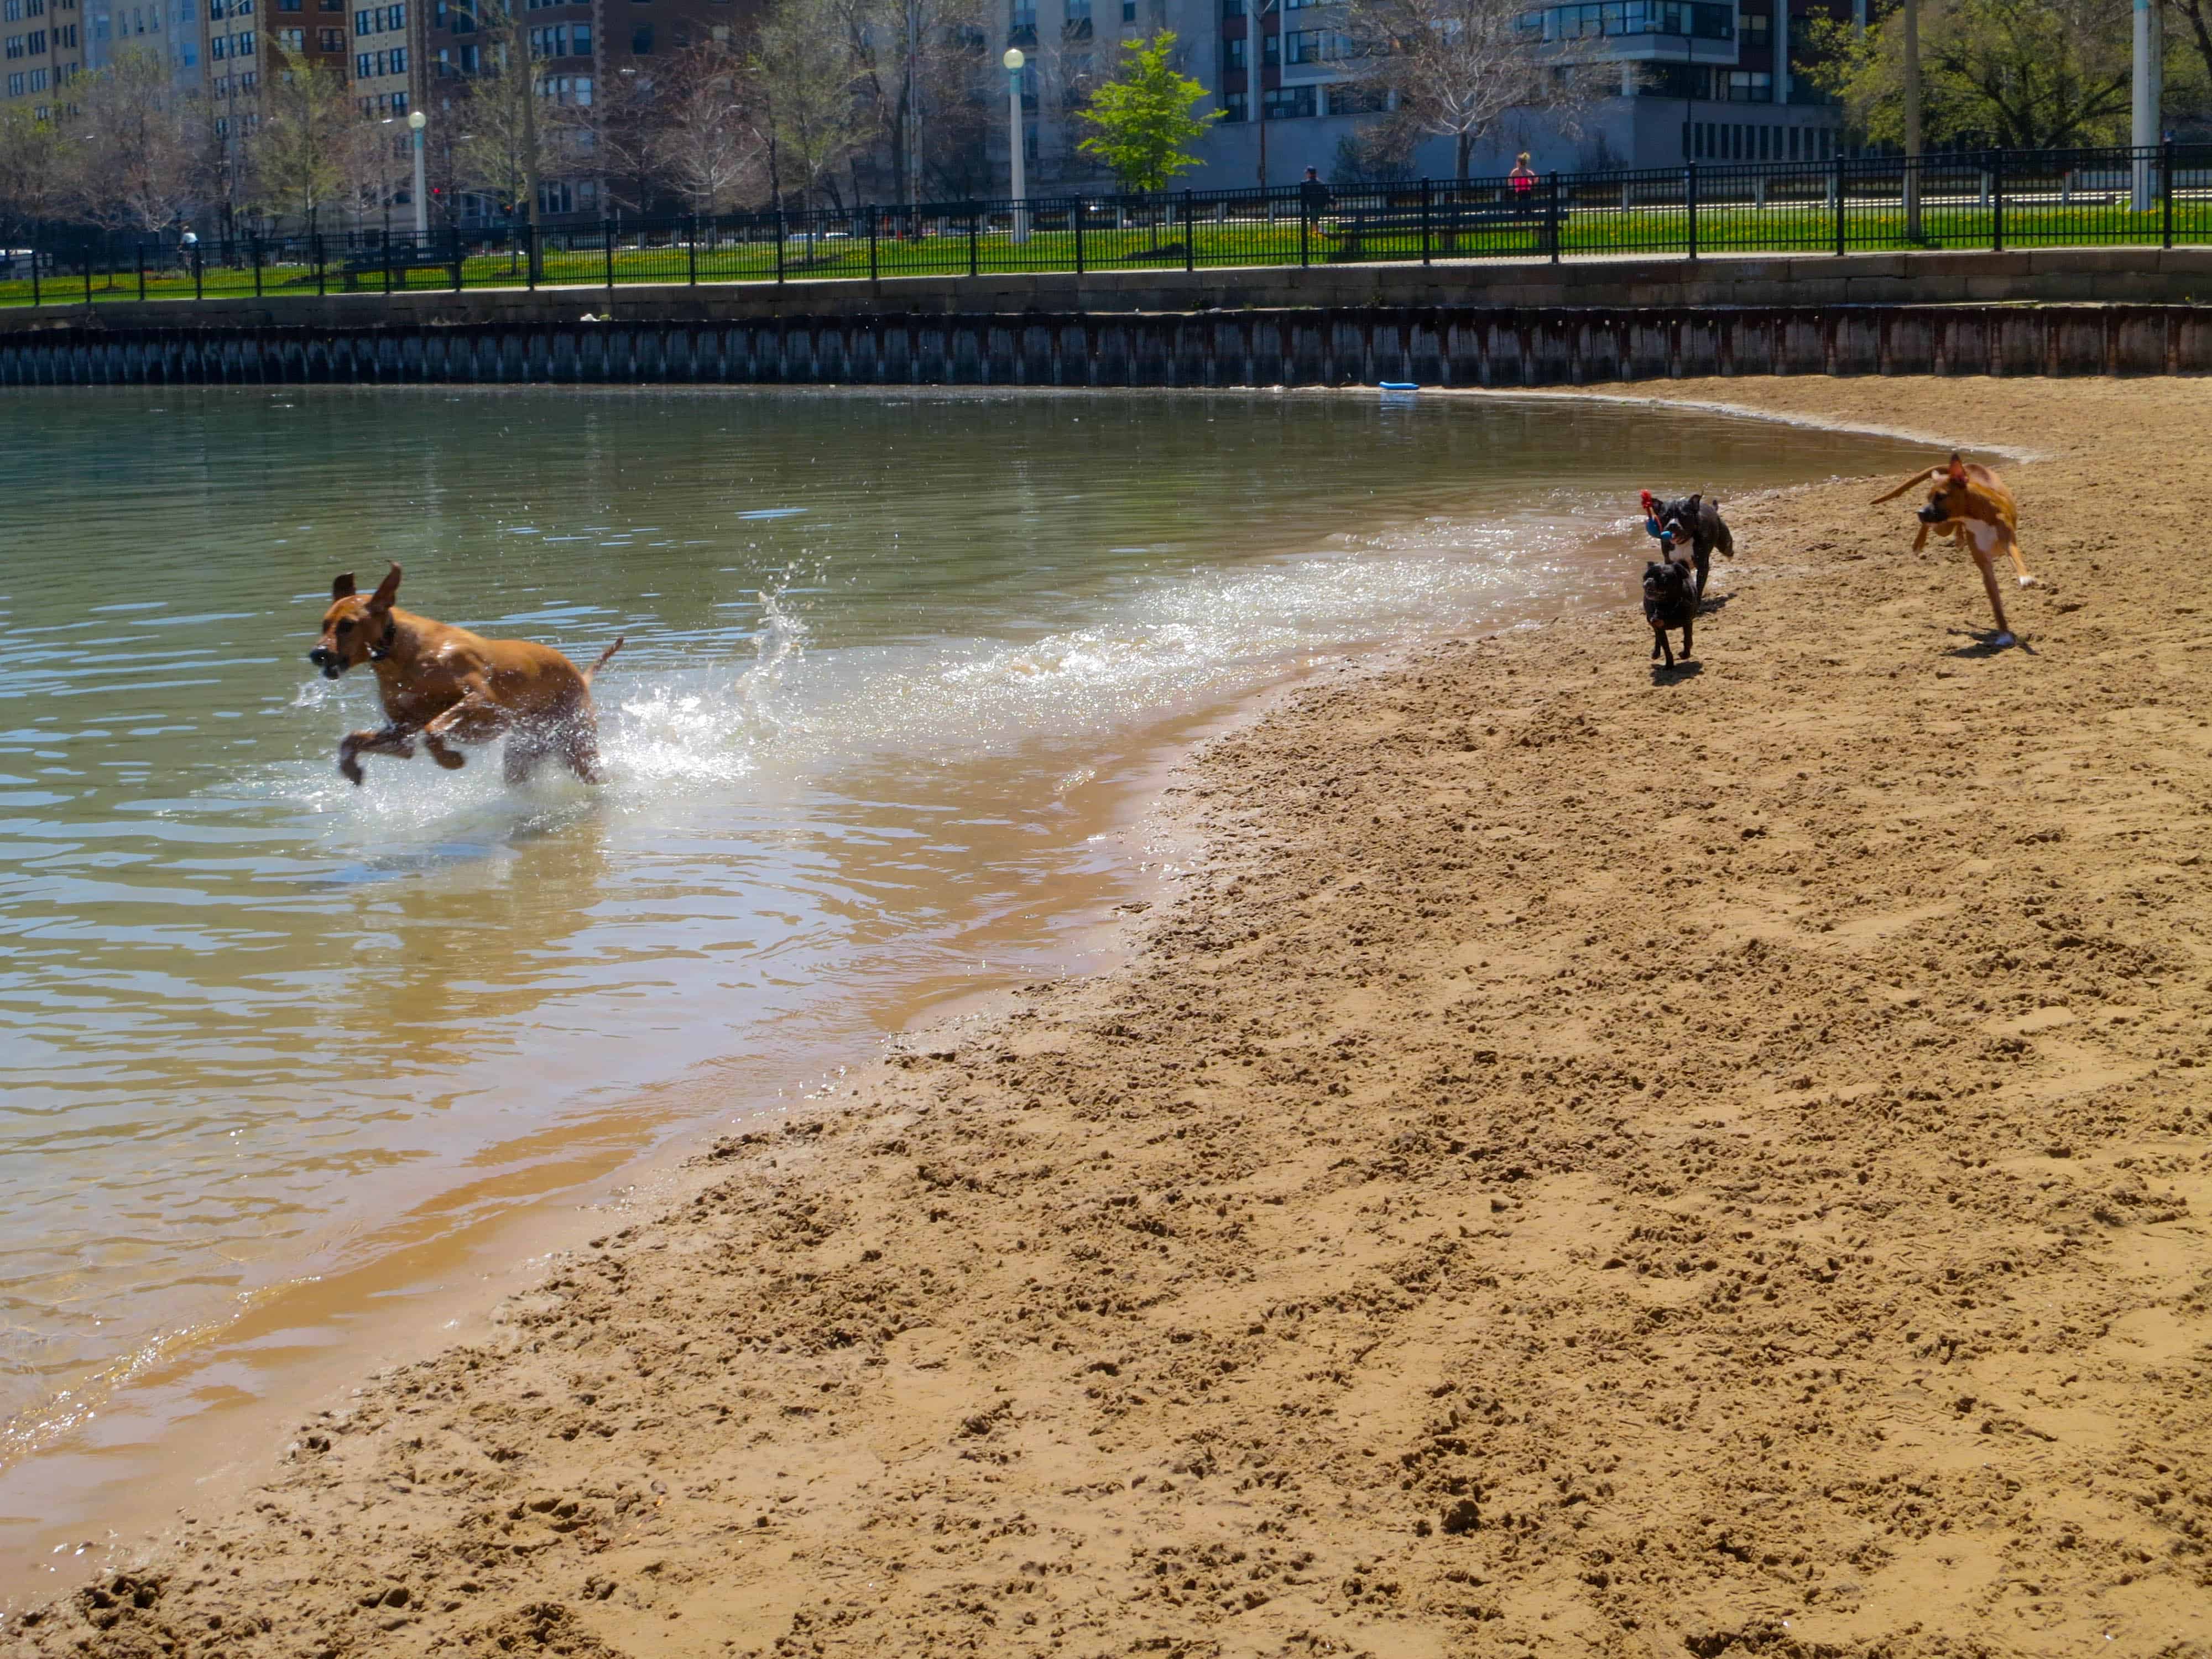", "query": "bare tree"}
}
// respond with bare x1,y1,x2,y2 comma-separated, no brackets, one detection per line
67,46,209,234
580,62,676,215
251,45,371,233
753,0,877,210
654,40,766,217
1342,0,1595,179
453,0,550,270
840,0,992,202
0,105,67,243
